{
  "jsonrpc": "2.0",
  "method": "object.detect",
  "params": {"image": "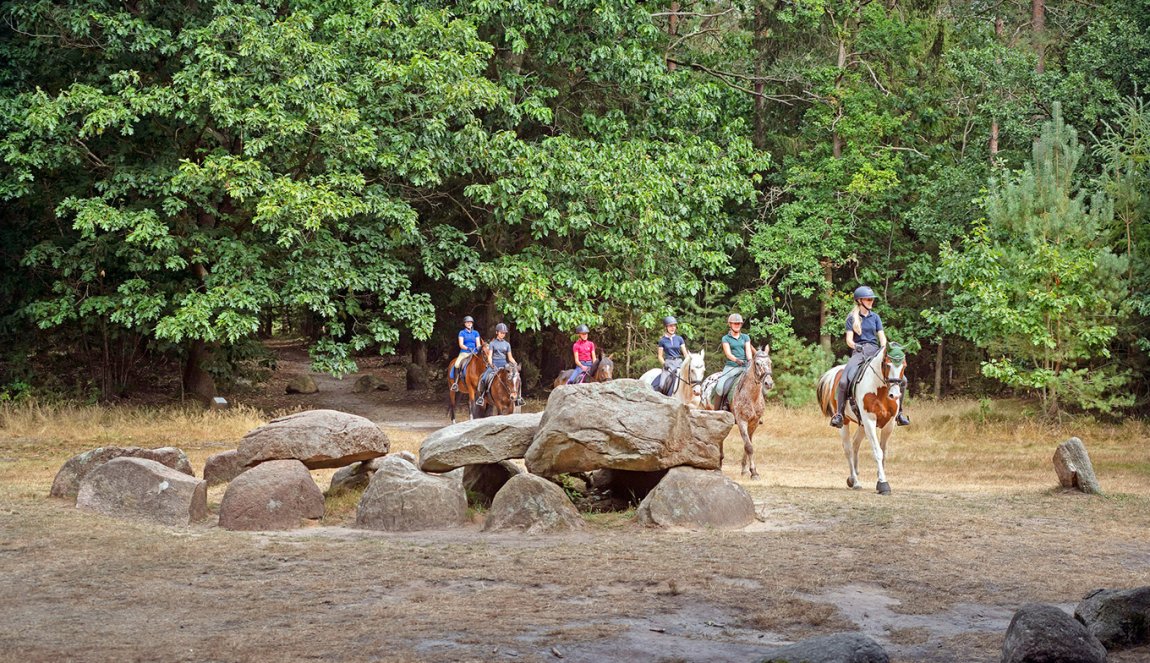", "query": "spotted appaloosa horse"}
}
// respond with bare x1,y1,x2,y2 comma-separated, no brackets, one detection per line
816,346,907,495
700,346,774,479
